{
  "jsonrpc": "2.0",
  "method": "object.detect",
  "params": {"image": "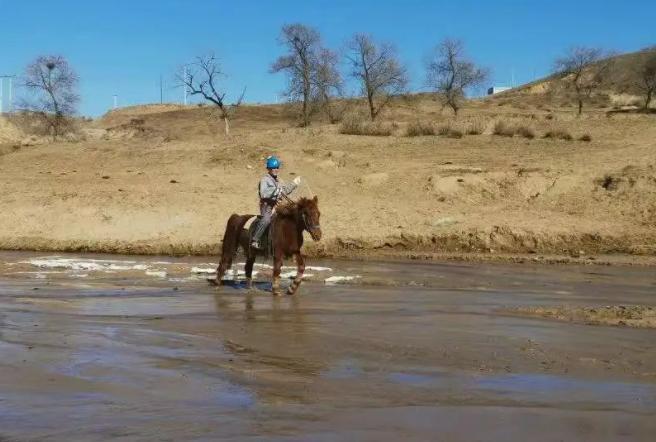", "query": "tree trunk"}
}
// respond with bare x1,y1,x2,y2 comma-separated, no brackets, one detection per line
223,115,230,136
302,96,309,126
645,90,653,110
449,99,459,117
367,92,376,121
